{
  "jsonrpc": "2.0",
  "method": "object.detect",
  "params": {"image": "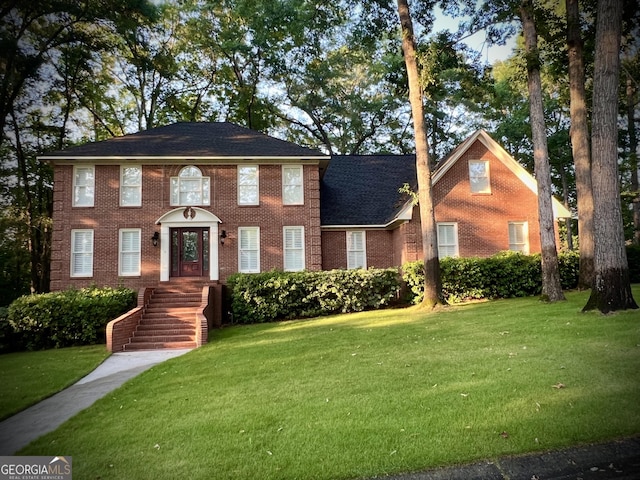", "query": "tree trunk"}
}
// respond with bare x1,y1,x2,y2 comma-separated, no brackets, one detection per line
566,0,595,287
396,0,443,308
519,0,565,302
583,0,638,313
627,75,640,246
